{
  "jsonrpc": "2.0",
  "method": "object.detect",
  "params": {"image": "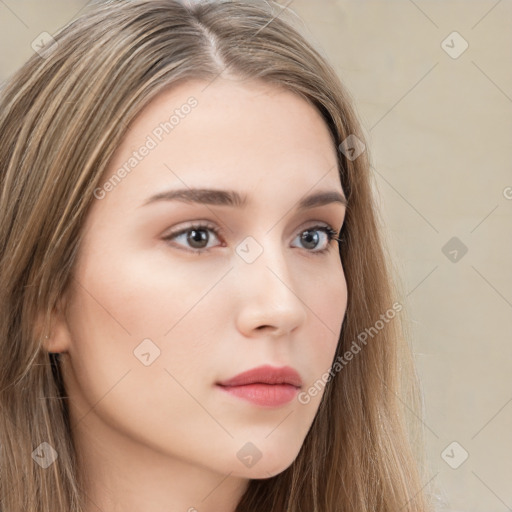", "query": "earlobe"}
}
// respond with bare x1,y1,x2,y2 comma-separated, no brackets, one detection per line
40,293,73,354
44,331,70,354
